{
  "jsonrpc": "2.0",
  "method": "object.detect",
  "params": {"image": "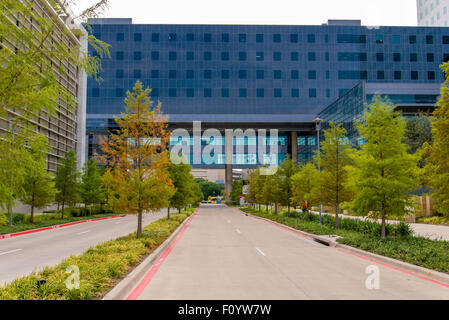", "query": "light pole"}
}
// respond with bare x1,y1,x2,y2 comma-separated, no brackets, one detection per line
313,117,323,225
